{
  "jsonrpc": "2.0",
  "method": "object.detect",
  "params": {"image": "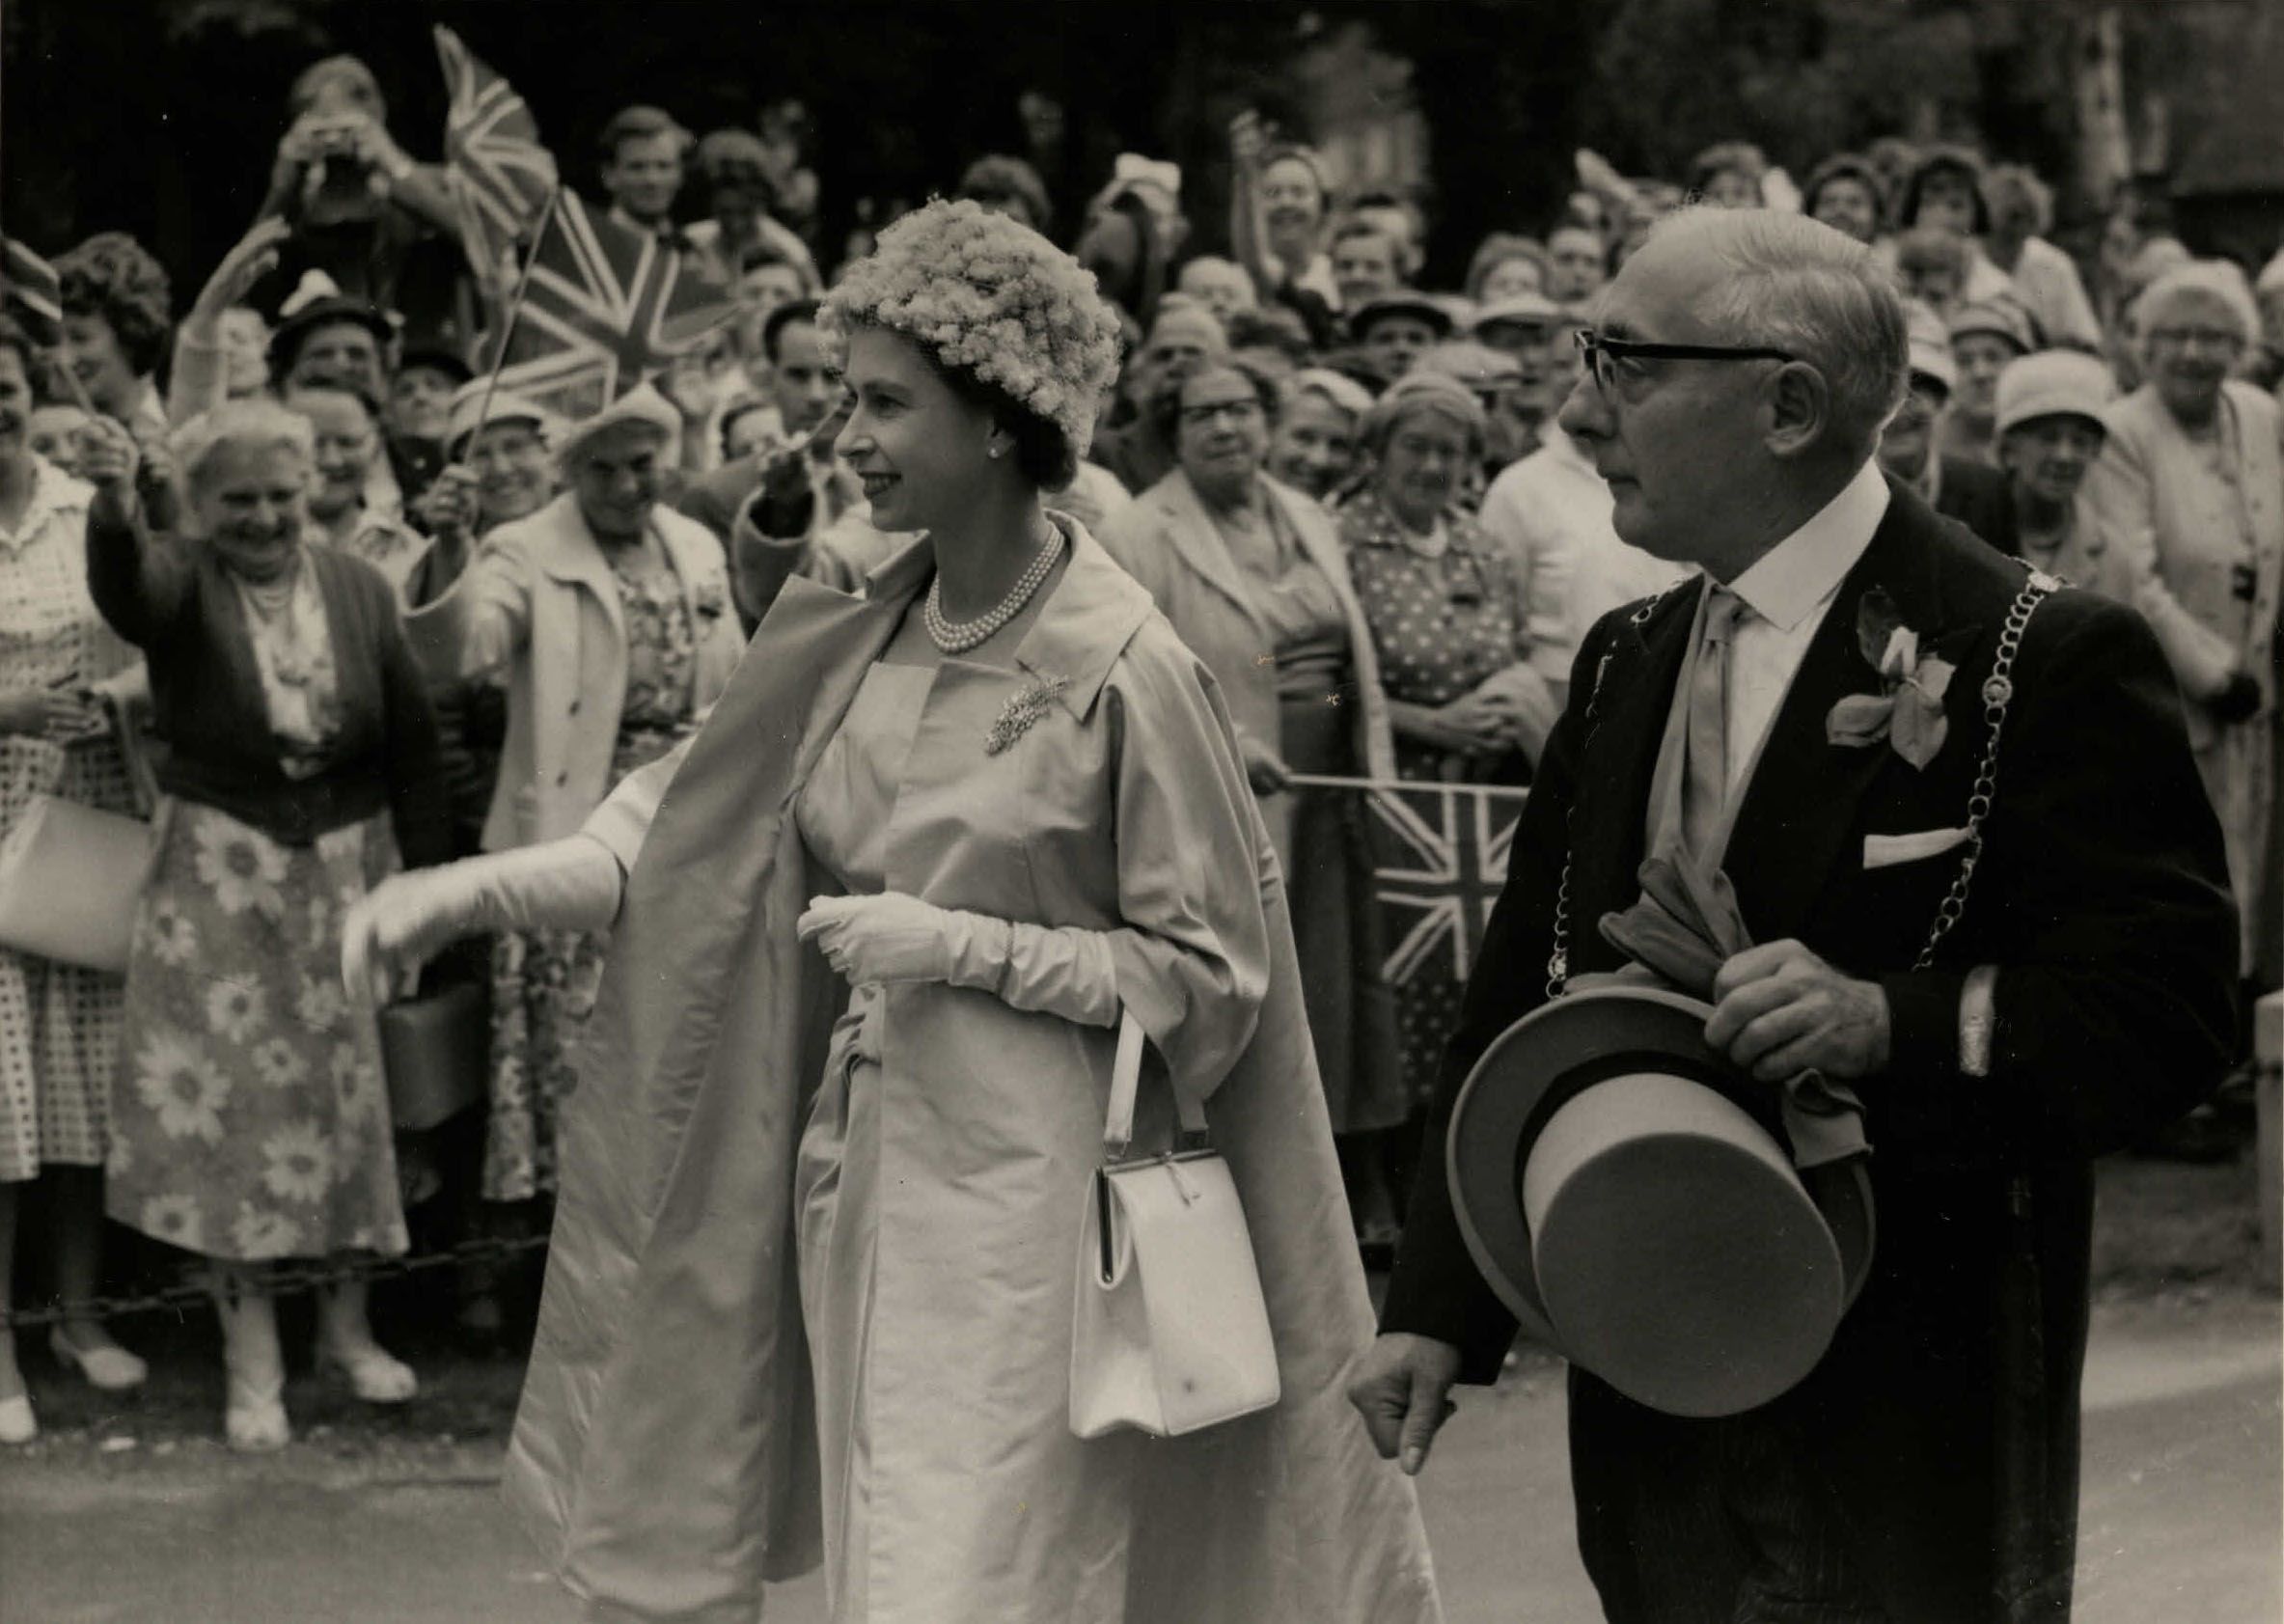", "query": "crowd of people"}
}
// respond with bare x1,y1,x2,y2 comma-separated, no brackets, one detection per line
0,45,2276,1497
